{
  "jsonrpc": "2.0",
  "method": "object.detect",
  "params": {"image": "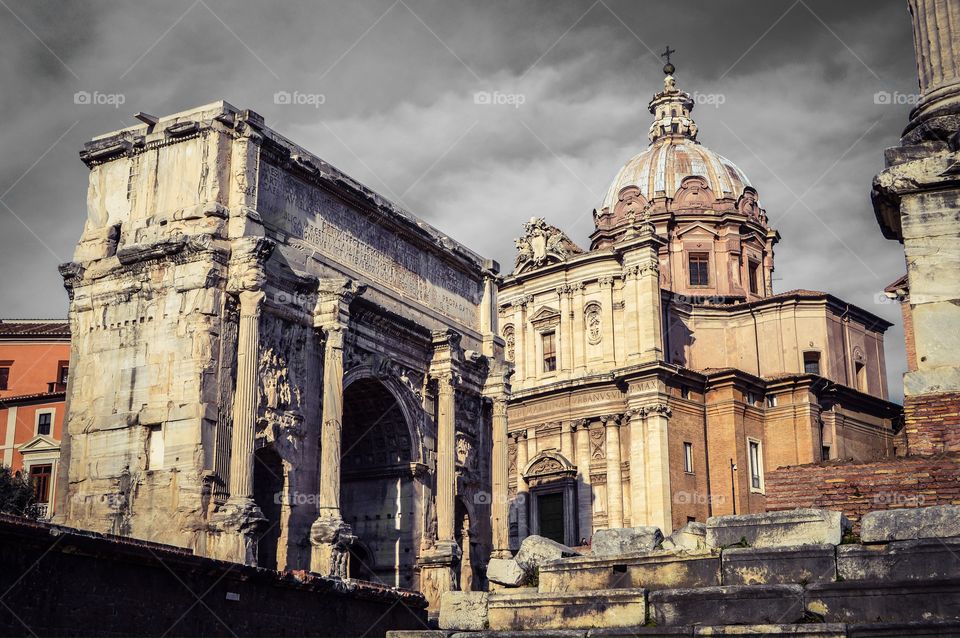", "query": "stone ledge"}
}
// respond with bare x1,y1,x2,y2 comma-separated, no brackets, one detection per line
860,505,960,543
706,509,849,549
487,588,647,631
837,538,960,582
722,544,837,586
538,550,720,593
649,585,806,627
805,578,960,624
